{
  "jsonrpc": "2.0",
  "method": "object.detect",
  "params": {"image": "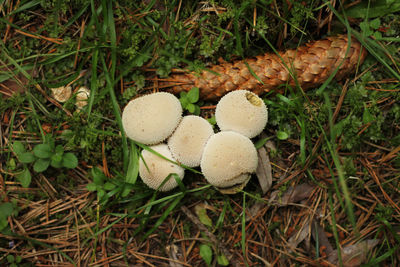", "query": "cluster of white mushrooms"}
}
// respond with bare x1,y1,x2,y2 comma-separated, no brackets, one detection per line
121,90,268,193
